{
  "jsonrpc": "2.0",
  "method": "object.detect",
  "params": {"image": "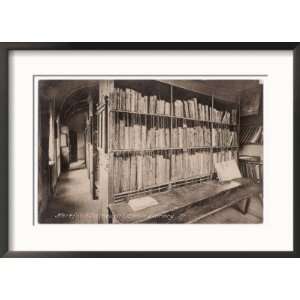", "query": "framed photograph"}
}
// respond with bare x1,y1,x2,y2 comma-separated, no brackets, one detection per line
0,43,299,257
